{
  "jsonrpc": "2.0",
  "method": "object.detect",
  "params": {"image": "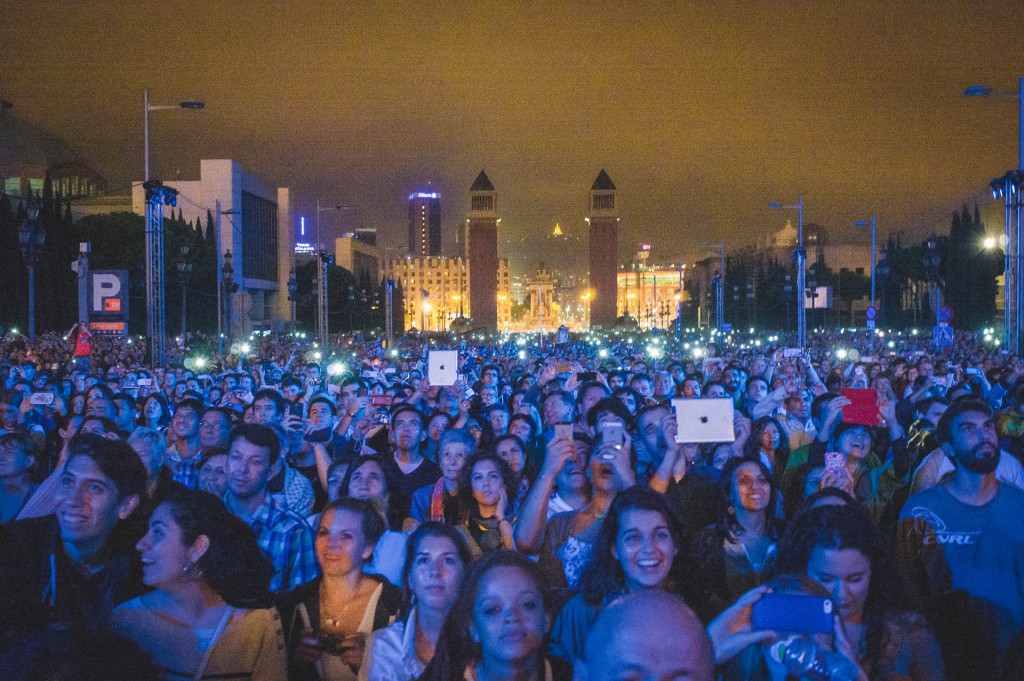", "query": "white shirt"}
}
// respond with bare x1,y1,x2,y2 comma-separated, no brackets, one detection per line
358,608,424,681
